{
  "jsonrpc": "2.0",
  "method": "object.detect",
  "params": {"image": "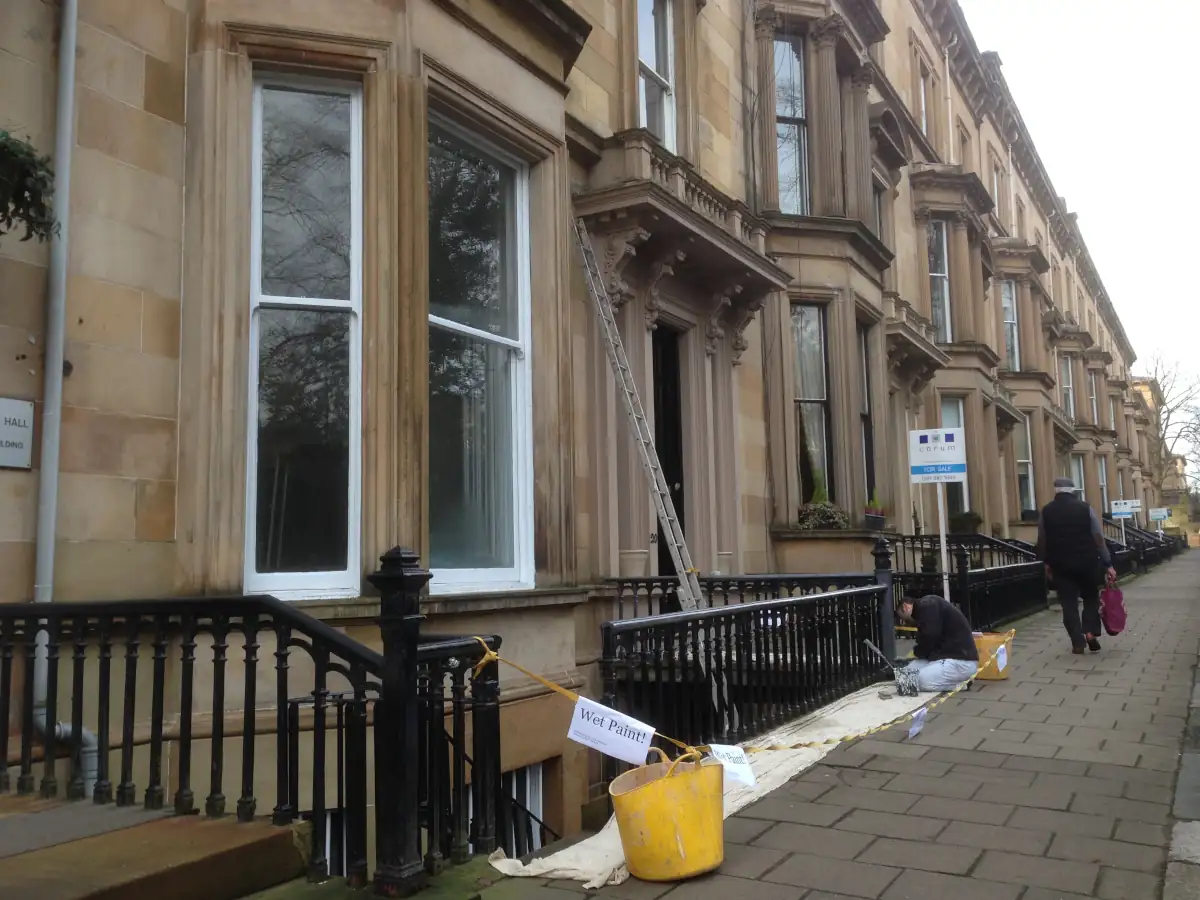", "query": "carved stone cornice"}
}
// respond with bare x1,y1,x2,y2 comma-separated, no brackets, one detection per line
704,284,743,356
645,249,687,330
883,291,950,395
811,14,846,50
840,0,890,46
730,294,765,365
596,224,650,308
